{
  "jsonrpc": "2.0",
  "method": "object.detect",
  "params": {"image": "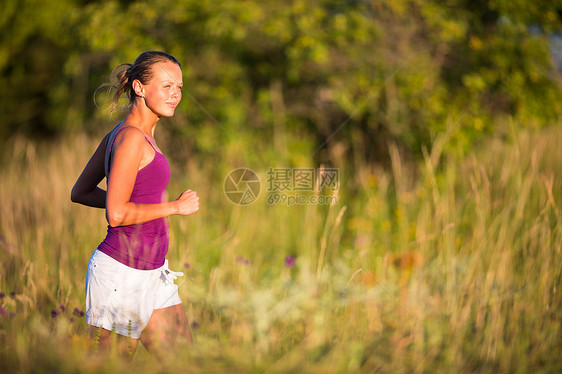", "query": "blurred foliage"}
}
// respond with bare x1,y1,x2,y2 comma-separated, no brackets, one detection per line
1,0,561,165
